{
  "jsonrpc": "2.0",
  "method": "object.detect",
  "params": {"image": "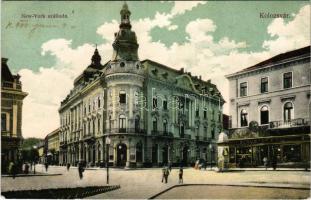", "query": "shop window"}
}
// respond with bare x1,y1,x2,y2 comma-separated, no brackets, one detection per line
283,145,301,162
260,106,269,125
240,109,248,127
